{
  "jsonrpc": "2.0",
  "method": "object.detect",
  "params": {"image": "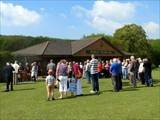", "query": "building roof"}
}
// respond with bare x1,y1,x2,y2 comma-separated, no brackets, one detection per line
44,40,72,55
13,41,48,55
71,37,101,54
13,37,126,56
